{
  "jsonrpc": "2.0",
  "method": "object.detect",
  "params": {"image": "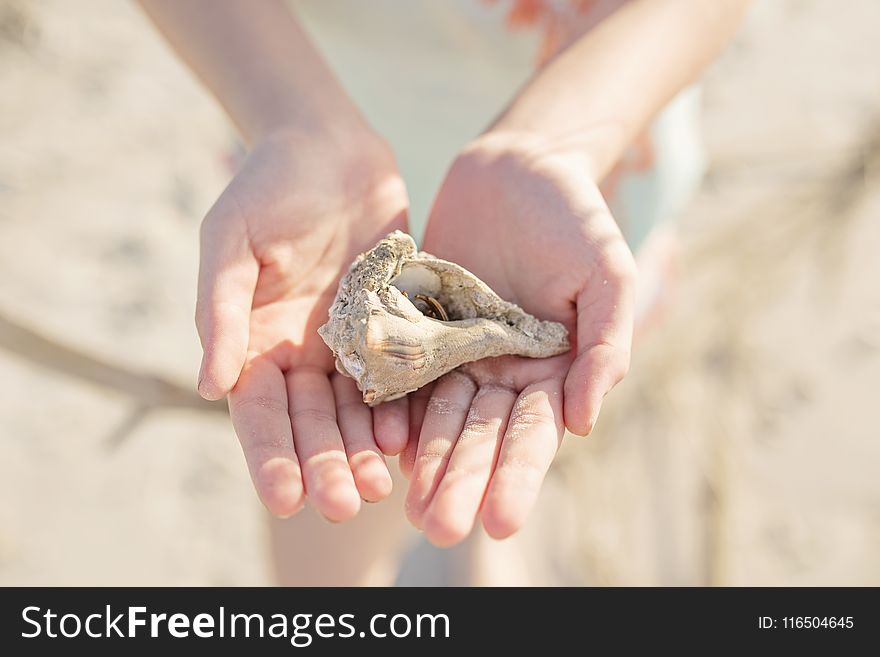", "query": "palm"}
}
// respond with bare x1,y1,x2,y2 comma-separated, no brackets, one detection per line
403,143,636,546
197,135,410,521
